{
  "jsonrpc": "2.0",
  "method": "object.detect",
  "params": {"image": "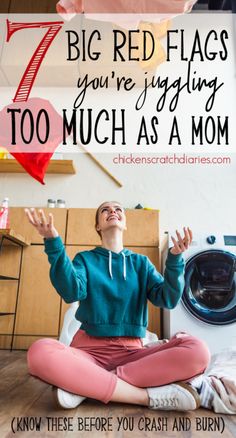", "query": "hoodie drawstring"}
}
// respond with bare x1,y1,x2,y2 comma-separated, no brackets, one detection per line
122,252,127,280
108,251,127,280
109,251,113,279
